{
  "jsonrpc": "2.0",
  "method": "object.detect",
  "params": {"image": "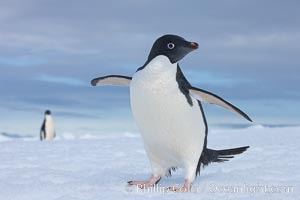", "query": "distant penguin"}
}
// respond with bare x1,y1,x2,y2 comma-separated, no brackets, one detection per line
40,110,56,141
91,34,252,192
